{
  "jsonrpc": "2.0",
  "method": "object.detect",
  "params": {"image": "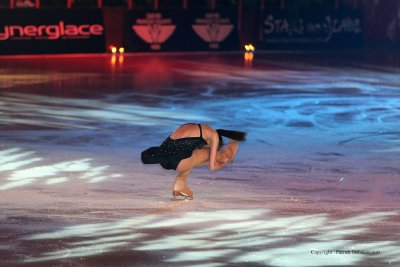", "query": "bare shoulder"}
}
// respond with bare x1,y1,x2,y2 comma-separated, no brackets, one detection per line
201,124,215,133
201,124,217,140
